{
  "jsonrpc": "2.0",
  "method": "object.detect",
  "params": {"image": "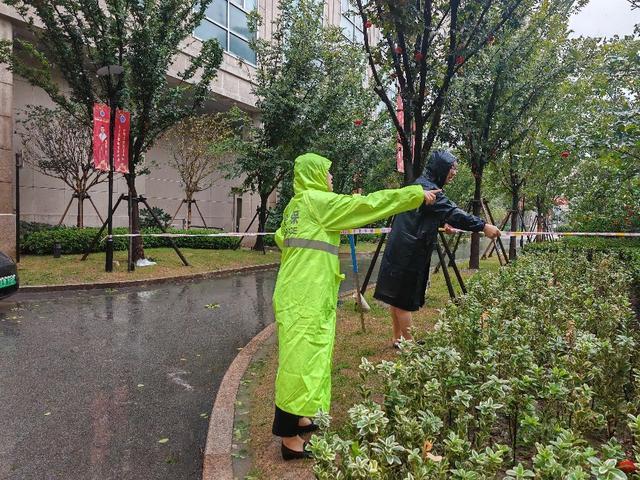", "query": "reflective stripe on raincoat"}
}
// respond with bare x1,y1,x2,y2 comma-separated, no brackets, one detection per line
273,153,425,417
